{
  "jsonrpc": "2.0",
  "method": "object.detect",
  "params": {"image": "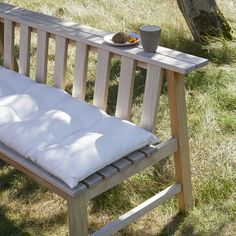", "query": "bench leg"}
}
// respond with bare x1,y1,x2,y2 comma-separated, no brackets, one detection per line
67,194,88,236
167,71,193,212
